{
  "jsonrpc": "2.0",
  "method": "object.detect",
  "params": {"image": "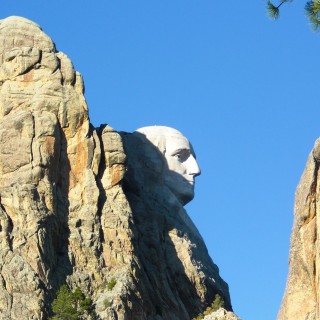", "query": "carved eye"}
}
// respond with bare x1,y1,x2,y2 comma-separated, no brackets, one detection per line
173,150,189,162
